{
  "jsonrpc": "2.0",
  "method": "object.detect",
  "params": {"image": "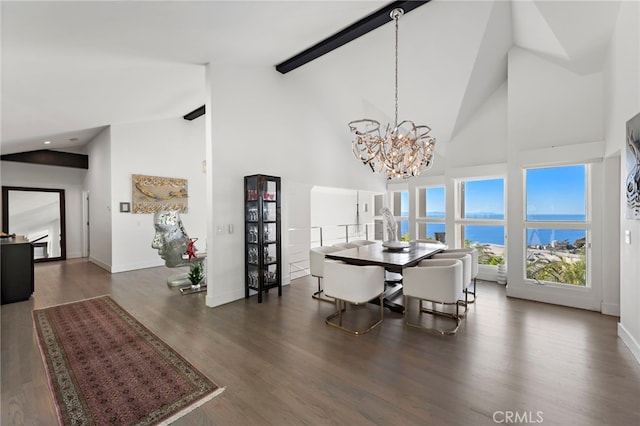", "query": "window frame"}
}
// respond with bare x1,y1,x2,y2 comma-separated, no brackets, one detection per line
389,190,409,241
523,163,591,288
415,185,446,241
454,175,507,265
